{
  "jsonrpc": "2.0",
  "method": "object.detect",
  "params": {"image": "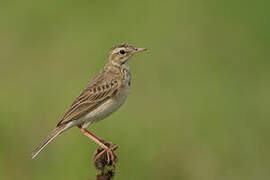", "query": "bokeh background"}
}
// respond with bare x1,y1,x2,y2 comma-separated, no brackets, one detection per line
1,0,269,179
